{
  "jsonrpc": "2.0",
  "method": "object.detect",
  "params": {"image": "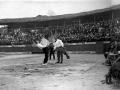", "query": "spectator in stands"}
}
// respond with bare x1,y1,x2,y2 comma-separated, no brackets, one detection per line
1,18,120,45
